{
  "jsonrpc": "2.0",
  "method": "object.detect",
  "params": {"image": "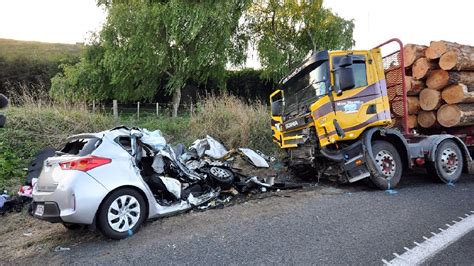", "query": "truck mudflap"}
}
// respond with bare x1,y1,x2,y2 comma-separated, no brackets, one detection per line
321,139,372,183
